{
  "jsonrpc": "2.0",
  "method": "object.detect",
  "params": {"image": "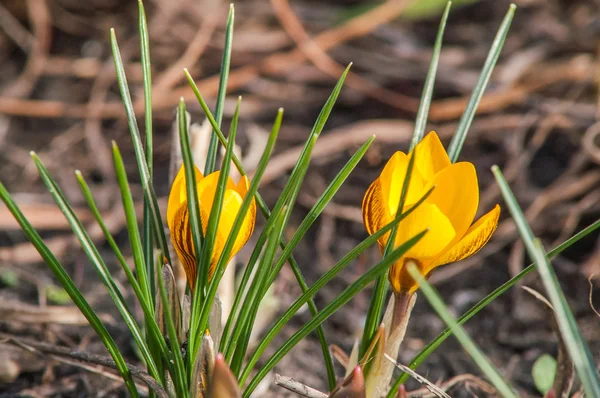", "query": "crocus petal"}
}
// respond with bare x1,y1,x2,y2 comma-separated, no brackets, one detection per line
389,260,420,294
393,202,455,260
362,179,389,248
232,193,256,259
196,171,236,231
412,131,451,182
427,162,479,251
214,190,242,250
206,189,256,280
167,165,203,226
379,152,426,214
231,176,256,258
427,204,501,271
167,166,257,291
169,202,199,290
236,175,251,196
